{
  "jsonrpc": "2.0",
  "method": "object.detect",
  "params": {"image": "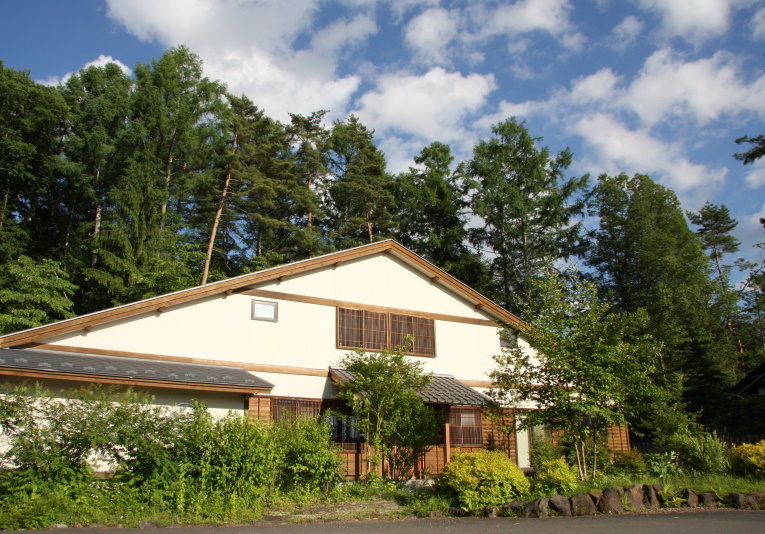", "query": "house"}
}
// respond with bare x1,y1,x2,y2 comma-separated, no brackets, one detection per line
0,240,630,476
732,361,765,396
